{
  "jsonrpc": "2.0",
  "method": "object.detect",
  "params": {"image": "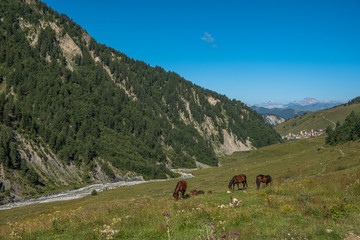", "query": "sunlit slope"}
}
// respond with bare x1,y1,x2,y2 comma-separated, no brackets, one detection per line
275,103,360,136
0,136,359,240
